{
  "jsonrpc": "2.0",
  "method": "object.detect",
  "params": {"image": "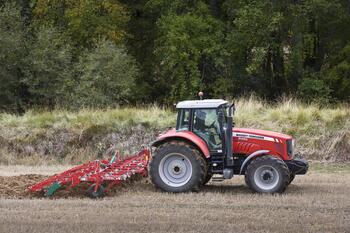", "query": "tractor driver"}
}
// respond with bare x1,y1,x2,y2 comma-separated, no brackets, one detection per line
193,110,207,132
193,109,222,149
